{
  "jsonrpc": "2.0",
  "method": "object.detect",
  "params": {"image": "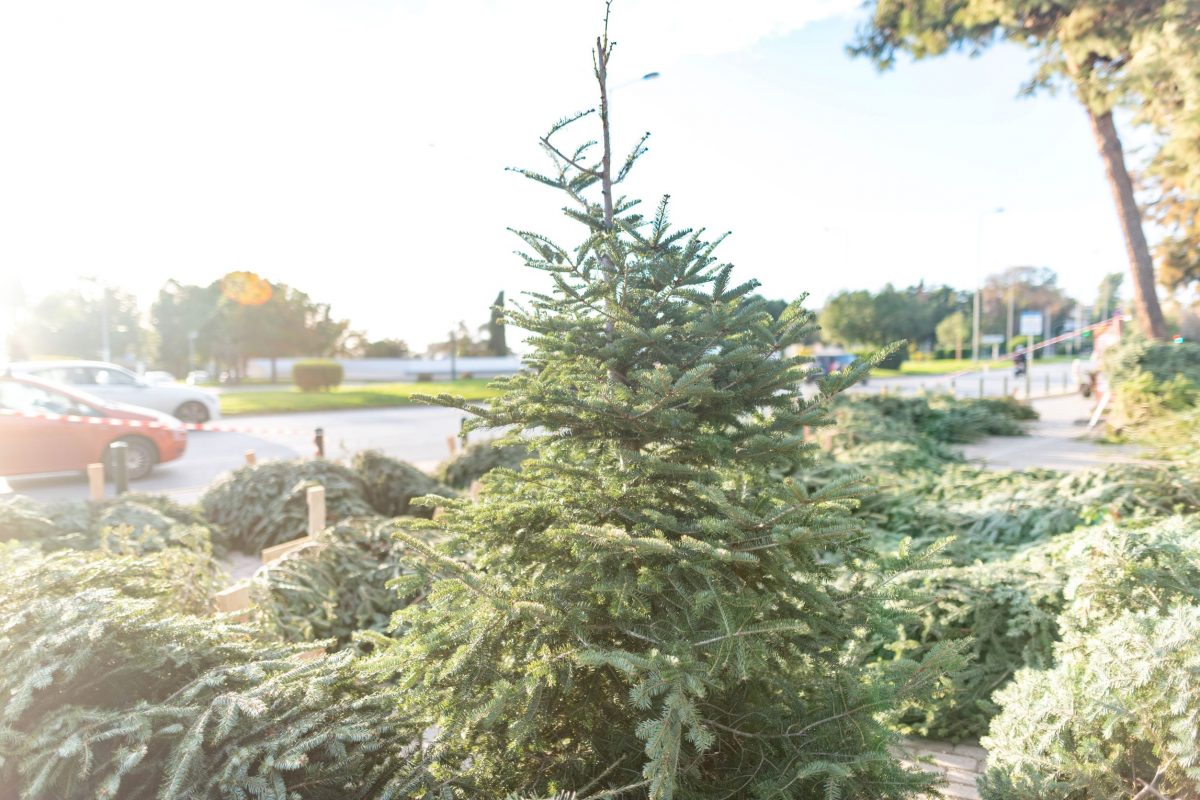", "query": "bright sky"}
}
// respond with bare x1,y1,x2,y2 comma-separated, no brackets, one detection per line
0,0,1138,350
